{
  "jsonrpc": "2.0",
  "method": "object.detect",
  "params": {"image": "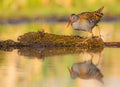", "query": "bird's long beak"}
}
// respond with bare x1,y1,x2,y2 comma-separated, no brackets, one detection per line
67,19,73,28
67,67,71,72
67,67,72,73
67,67,73,75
